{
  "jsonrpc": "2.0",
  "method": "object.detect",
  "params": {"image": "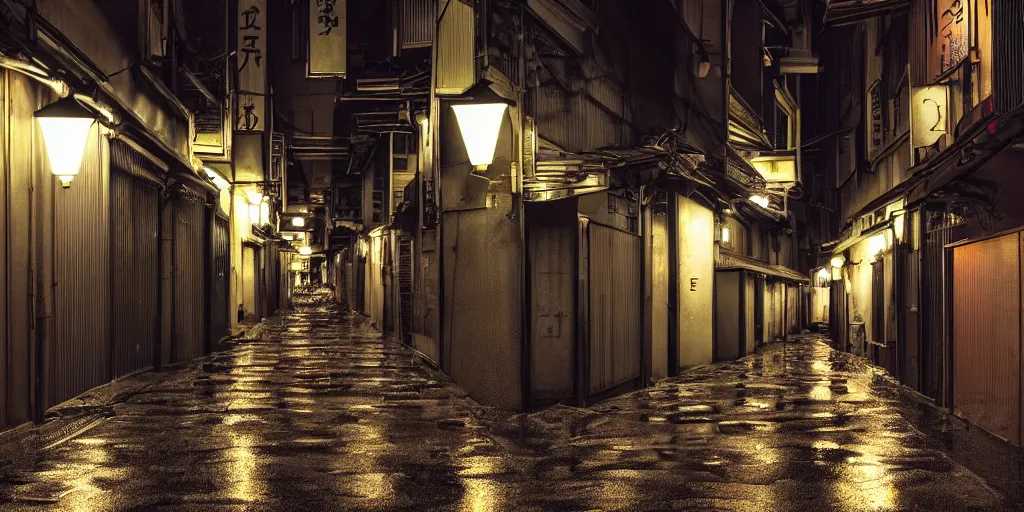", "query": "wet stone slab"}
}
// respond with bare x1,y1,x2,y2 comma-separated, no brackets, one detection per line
0,289,1013,511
